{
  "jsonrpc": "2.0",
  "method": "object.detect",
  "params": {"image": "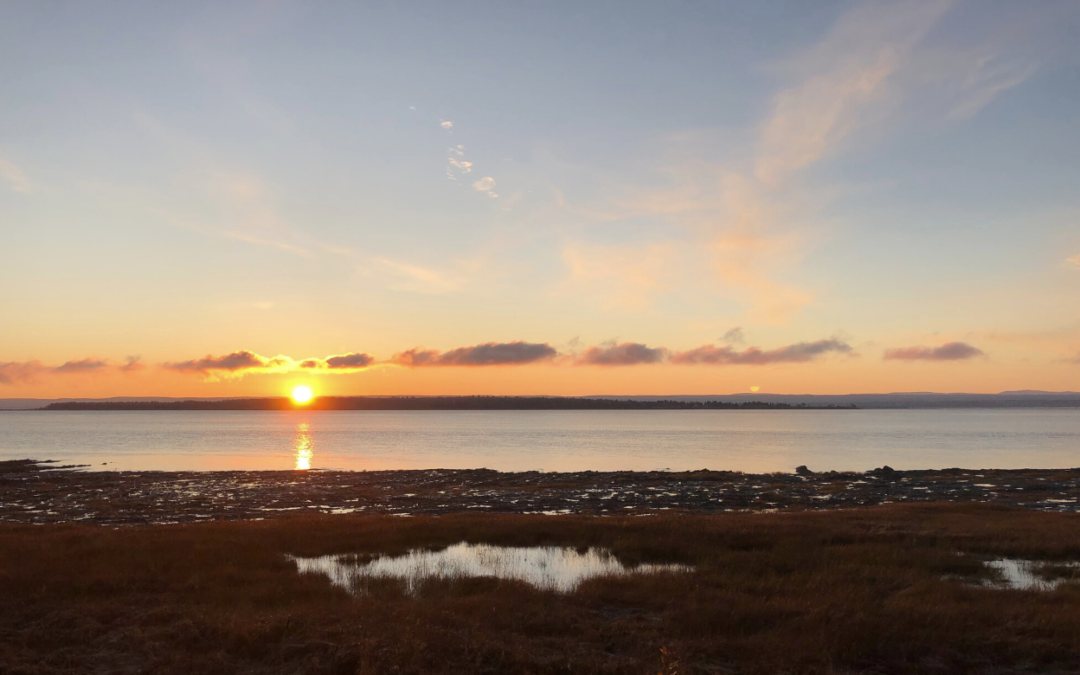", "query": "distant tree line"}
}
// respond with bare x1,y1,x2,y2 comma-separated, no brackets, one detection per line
42,397,857,411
